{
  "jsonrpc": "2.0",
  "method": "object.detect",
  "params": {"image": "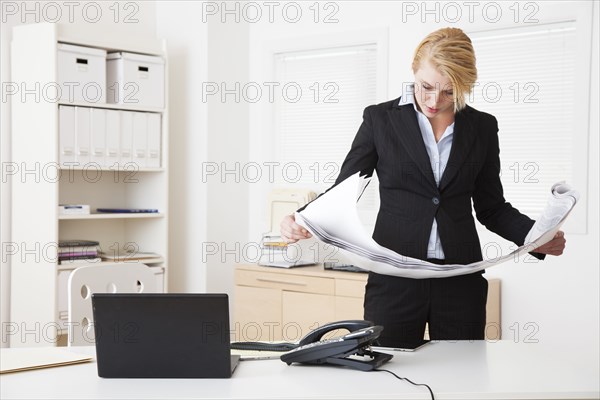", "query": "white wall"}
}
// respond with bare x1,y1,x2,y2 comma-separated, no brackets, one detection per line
155,1,208,293
242,0,599,348
204,15,250,295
